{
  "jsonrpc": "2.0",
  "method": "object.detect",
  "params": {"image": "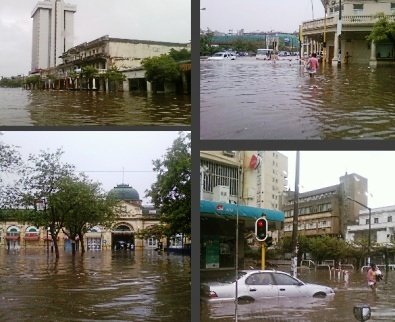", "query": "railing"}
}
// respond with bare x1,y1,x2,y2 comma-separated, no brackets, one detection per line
303,14,395,30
